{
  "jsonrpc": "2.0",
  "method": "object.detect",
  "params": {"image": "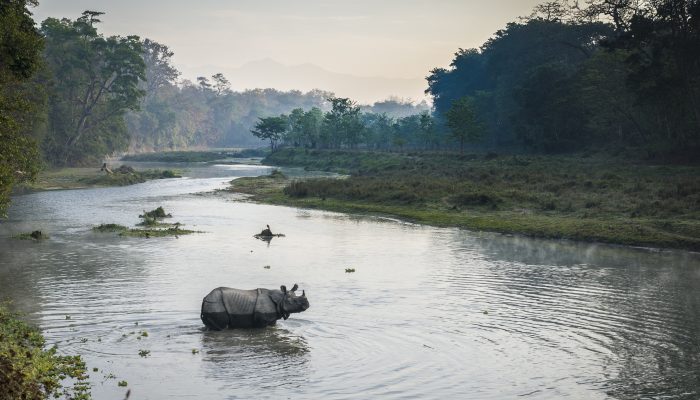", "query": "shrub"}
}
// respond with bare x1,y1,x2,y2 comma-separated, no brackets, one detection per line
0,305,90,400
